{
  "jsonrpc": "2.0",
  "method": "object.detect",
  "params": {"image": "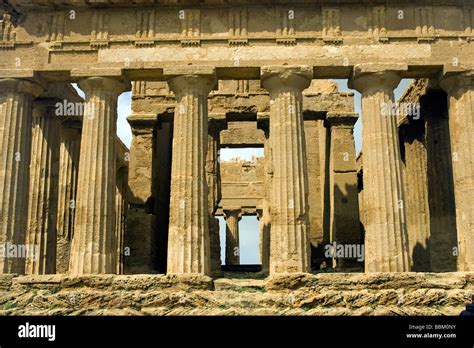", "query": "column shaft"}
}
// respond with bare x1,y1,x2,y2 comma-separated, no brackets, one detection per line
441,72,474,271
349,69,410,272
401,122,431,271
166,74,216,275
224,210,240,265
125,118,156,274
422,91,458,271
56,126,81,273
115,168,128,274
69,77,127,274
326,112,361,269
262,66,312,274
259,128,271,272
0,79,42,274
206,122,223,275
25,100,60,274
